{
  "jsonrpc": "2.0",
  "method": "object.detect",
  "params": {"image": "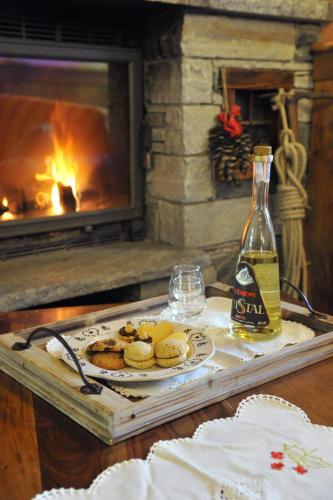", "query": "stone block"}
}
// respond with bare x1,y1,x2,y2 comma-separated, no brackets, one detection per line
294,71,313,89
297,99,312,123
151,142,165,153
162,104,219,155
139,278,170,299
203,240,240,284
183,105,220,155
183,197,250,247
146,112,166,127
145,60,182,104
147,154,214,203
158,197,251,247
216,250,239,285
151,128,166,142
146,104,168,113
211,60,312,72
202,265,218,285
181,58,212,104
164,105,184,154
145,199,161,241
159,200,185,246
298,123,311,151
181,14,296,62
